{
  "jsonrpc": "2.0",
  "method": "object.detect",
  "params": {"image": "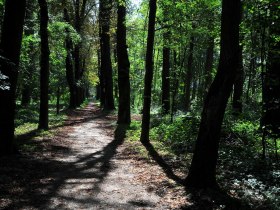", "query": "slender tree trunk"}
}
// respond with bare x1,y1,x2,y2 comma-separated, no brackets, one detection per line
185,35,194,111
21,0,36,107
140,0,157,144
246,54,256,101
66,0,88,107
64,8,77,109
185,0,241,189
203,38,214,98
38,0,50,130
56,87,60,115
99,0,114,110
232,46,244,115
96,49,101,101
161,7,171,115
162,46,171,114
117,0,131,124
21,86,31,106
0,0,26,155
